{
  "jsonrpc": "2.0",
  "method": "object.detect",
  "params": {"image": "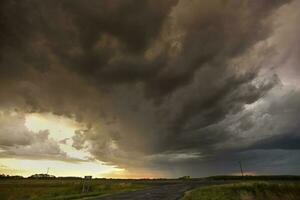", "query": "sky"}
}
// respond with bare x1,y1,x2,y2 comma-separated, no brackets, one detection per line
0,0,300,178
